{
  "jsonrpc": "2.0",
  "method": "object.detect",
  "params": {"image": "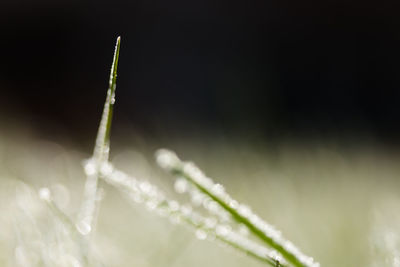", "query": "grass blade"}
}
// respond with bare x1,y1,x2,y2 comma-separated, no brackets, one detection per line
98,162,286,266
156,149,319,267
93,36,121,162
78,36,121,237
